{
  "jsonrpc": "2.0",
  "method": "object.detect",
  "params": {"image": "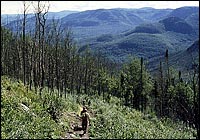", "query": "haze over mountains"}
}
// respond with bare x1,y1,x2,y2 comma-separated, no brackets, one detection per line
1,6,199,73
